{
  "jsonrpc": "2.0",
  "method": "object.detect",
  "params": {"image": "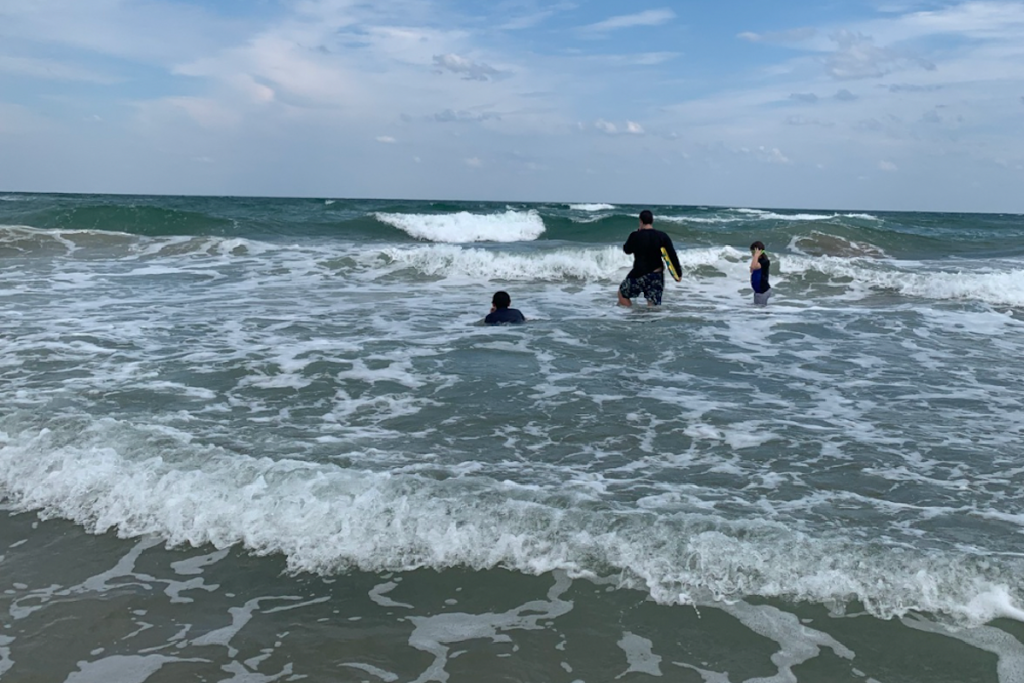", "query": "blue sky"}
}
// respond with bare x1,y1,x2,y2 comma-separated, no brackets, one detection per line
1,0,1023,211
